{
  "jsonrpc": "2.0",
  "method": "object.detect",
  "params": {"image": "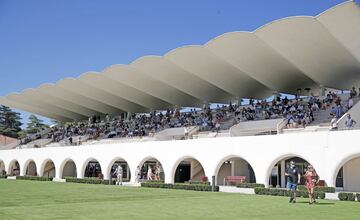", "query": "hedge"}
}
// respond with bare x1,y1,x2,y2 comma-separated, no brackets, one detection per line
189,181,210,185
64,177,129,185
338,192,356,201
357,193,360,202
141,181,219,192
254,187,325,199
236,183,265,188
16,176,53,181
297,185,335,193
